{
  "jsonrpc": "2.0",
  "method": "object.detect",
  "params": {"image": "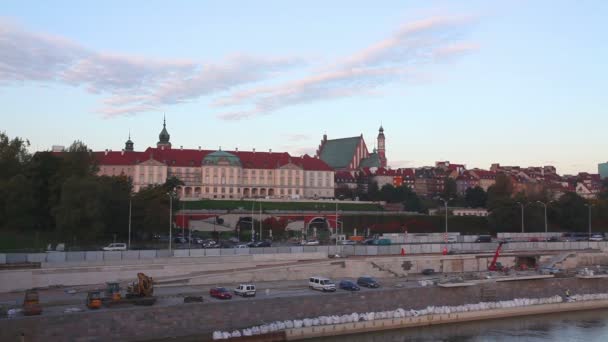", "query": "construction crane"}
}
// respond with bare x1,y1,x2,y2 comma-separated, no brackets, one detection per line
488,241,507,271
